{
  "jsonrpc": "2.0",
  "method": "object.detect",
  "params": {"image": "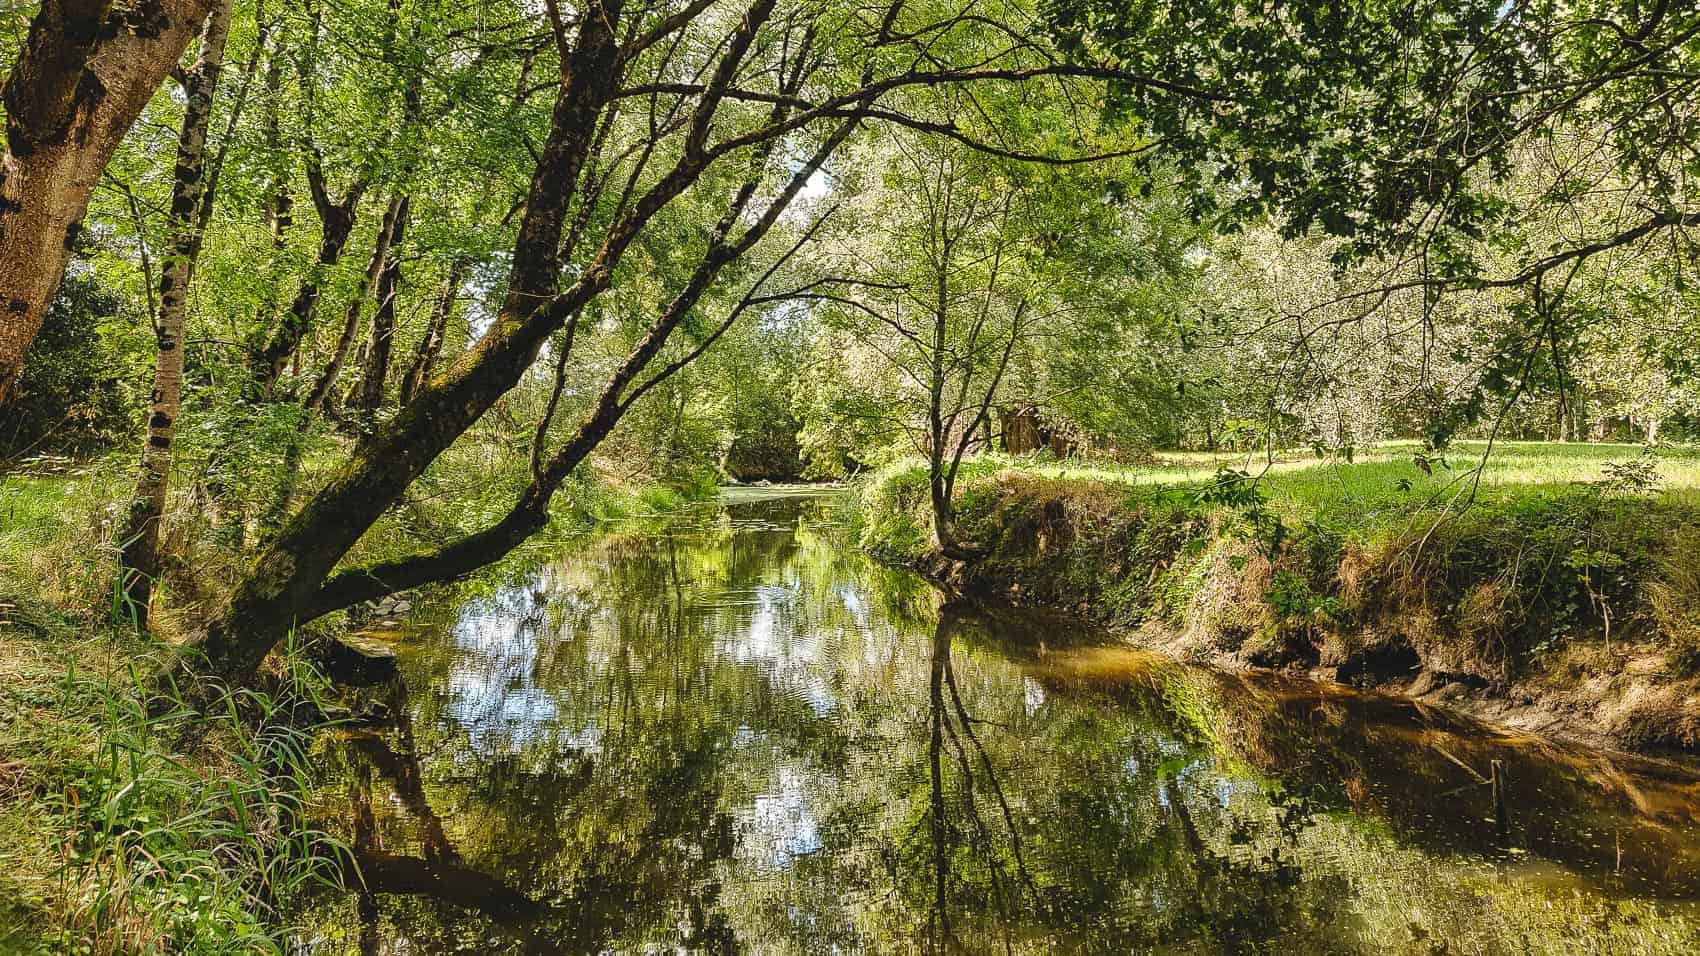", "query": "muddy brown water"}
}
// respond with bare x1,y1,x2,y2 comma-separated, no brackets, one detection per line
295,490,1700,953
